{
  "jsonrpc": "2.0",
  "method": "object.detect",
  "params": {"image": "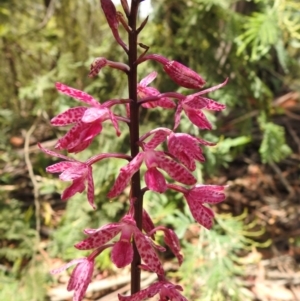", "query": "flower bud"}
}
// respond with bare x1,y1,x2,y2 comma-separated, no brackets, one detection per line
163,60,206,89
